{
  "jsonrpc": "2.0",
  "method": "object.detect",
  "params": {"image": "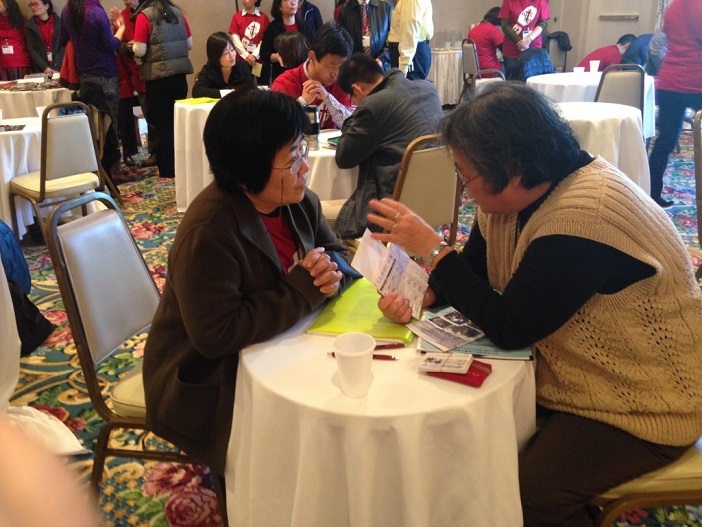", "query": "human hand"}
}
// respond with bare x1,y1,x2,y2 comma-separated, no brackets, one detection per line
378,288,436,323
110,8,124,27
301,247,343,297
517,37,531,51
245,54,256,66
302,79,328,104
366,198,443,259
